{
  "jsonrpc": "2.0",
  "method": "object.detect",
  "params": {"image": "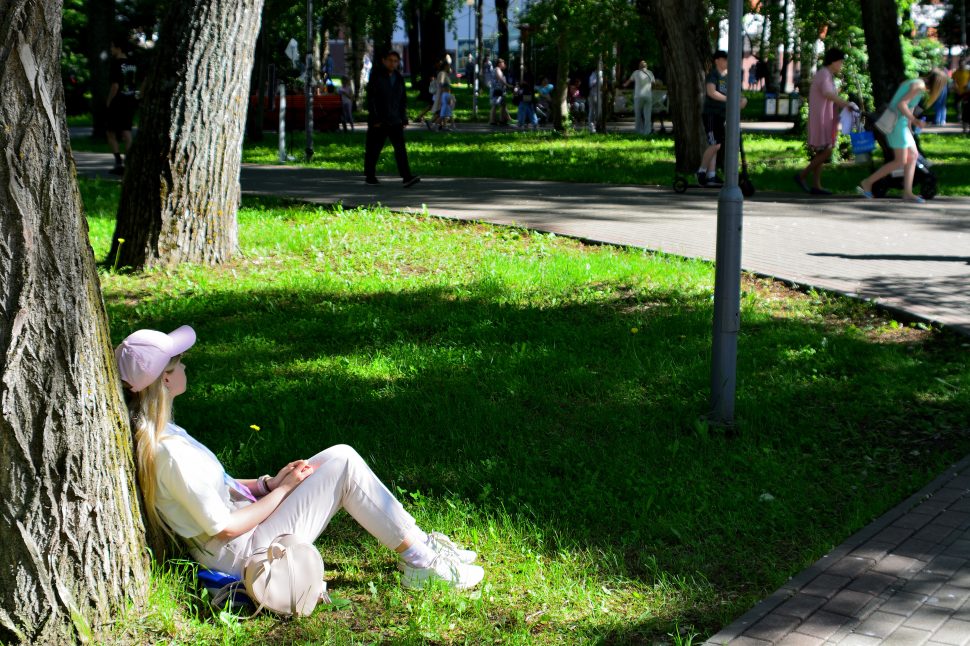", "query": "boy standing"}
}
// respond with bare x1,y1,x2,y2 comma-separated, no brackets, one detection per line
698,50,747,186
